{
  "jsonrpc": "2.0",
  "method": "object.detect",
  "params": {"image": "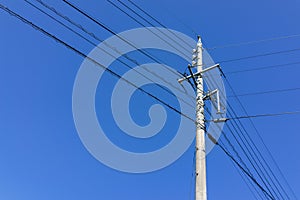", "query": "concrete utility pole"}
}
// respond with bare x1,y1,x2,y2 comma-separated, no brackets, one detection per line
178,36,222,200
195,36,207,200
